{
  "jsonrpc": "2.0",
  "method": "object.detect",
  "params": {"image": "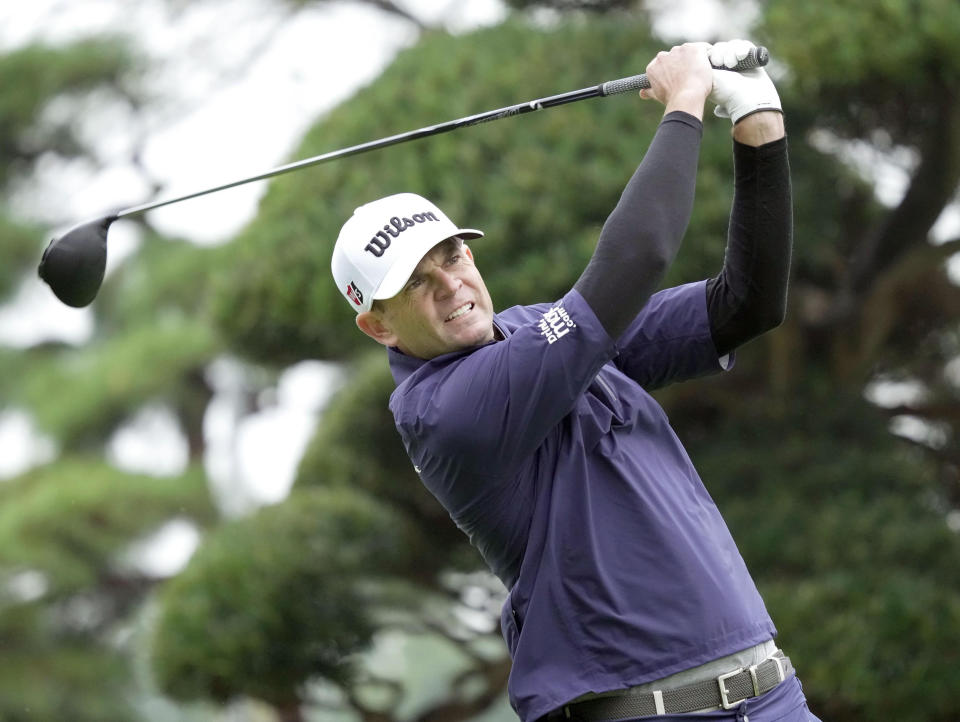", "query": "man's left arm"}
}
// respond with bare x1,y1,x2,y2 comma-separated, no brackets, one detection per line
706,110,791,357
614,45,792,386
611,111,790,389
